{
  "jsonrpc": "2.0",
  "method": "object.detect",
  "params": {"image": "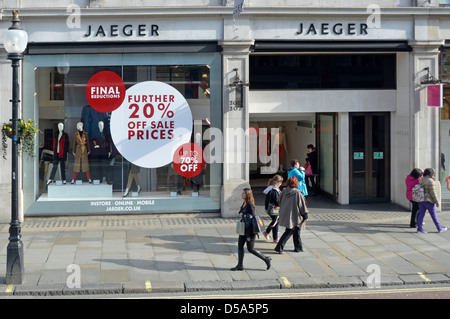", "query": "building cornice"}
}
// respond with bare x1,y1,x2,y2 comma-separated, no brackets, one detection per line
2,7,450,21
